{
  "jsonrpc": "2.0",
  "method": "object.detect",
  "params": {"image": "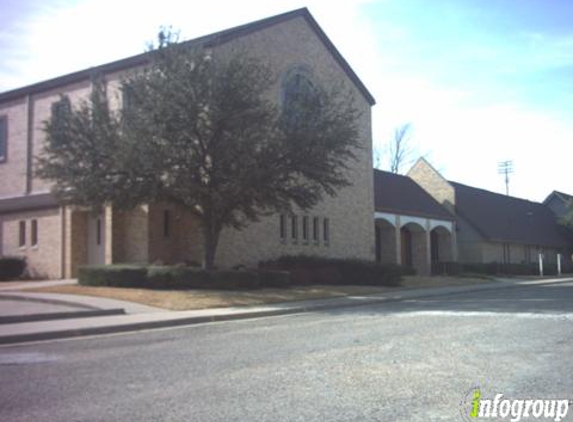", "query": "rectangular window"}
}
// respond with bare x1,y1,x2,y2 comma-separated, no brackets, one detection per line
323,217,330,244
313,217,319,243
19,221,26,248
291,215,298,241
0,116,7,162
163,210,171,238
51,97,71,146
122,84,135,111
96,218,102,246
302,216,309,242
279,214,287,240
31,219,38,247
